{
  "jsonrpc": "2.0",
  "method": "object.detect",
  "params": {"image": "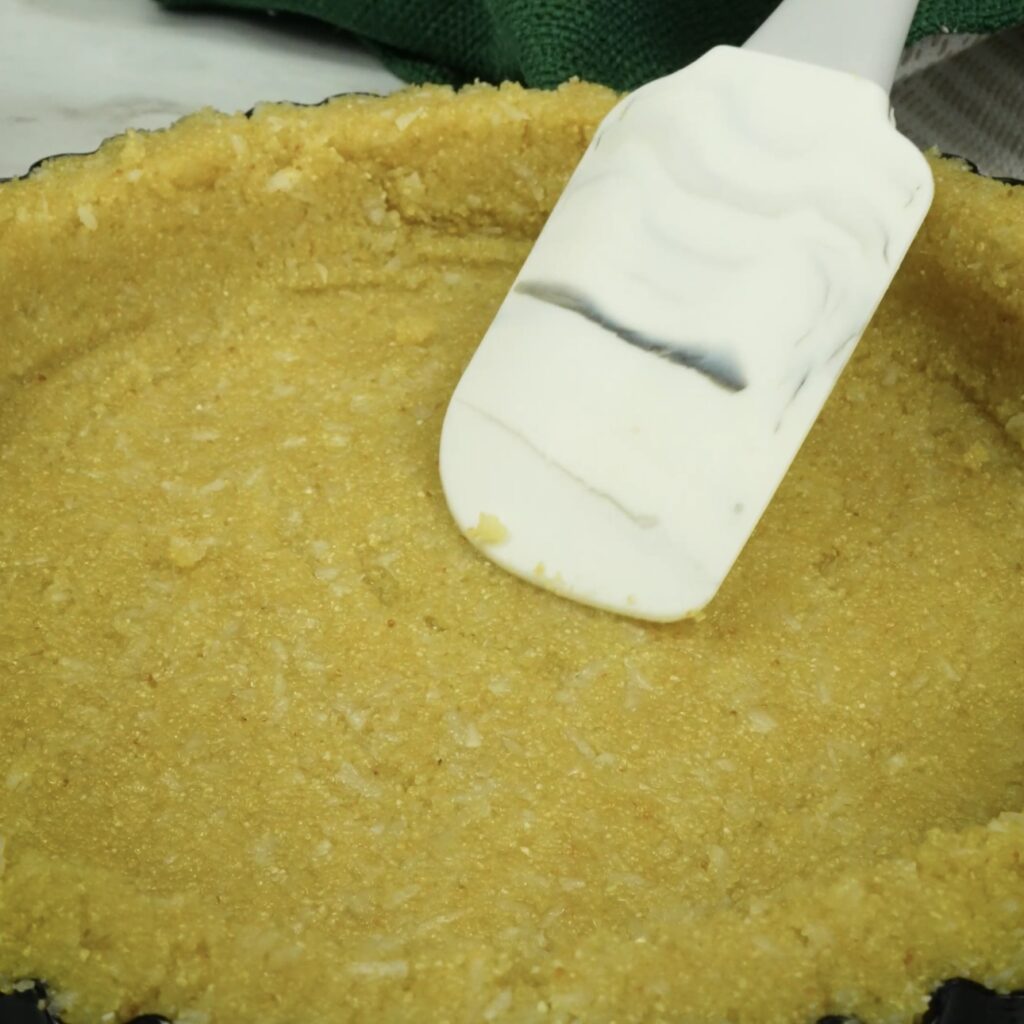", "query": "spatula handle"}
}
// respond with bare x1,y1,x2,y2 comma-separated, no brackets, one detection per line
744,0,920,93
